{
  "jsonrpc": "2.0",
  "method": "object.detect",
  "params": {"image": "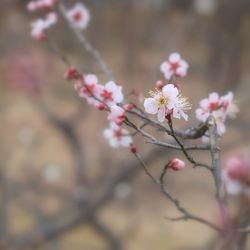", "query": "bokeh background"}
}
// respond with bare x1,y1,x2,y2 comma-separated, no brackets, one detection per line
1,0,250,249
